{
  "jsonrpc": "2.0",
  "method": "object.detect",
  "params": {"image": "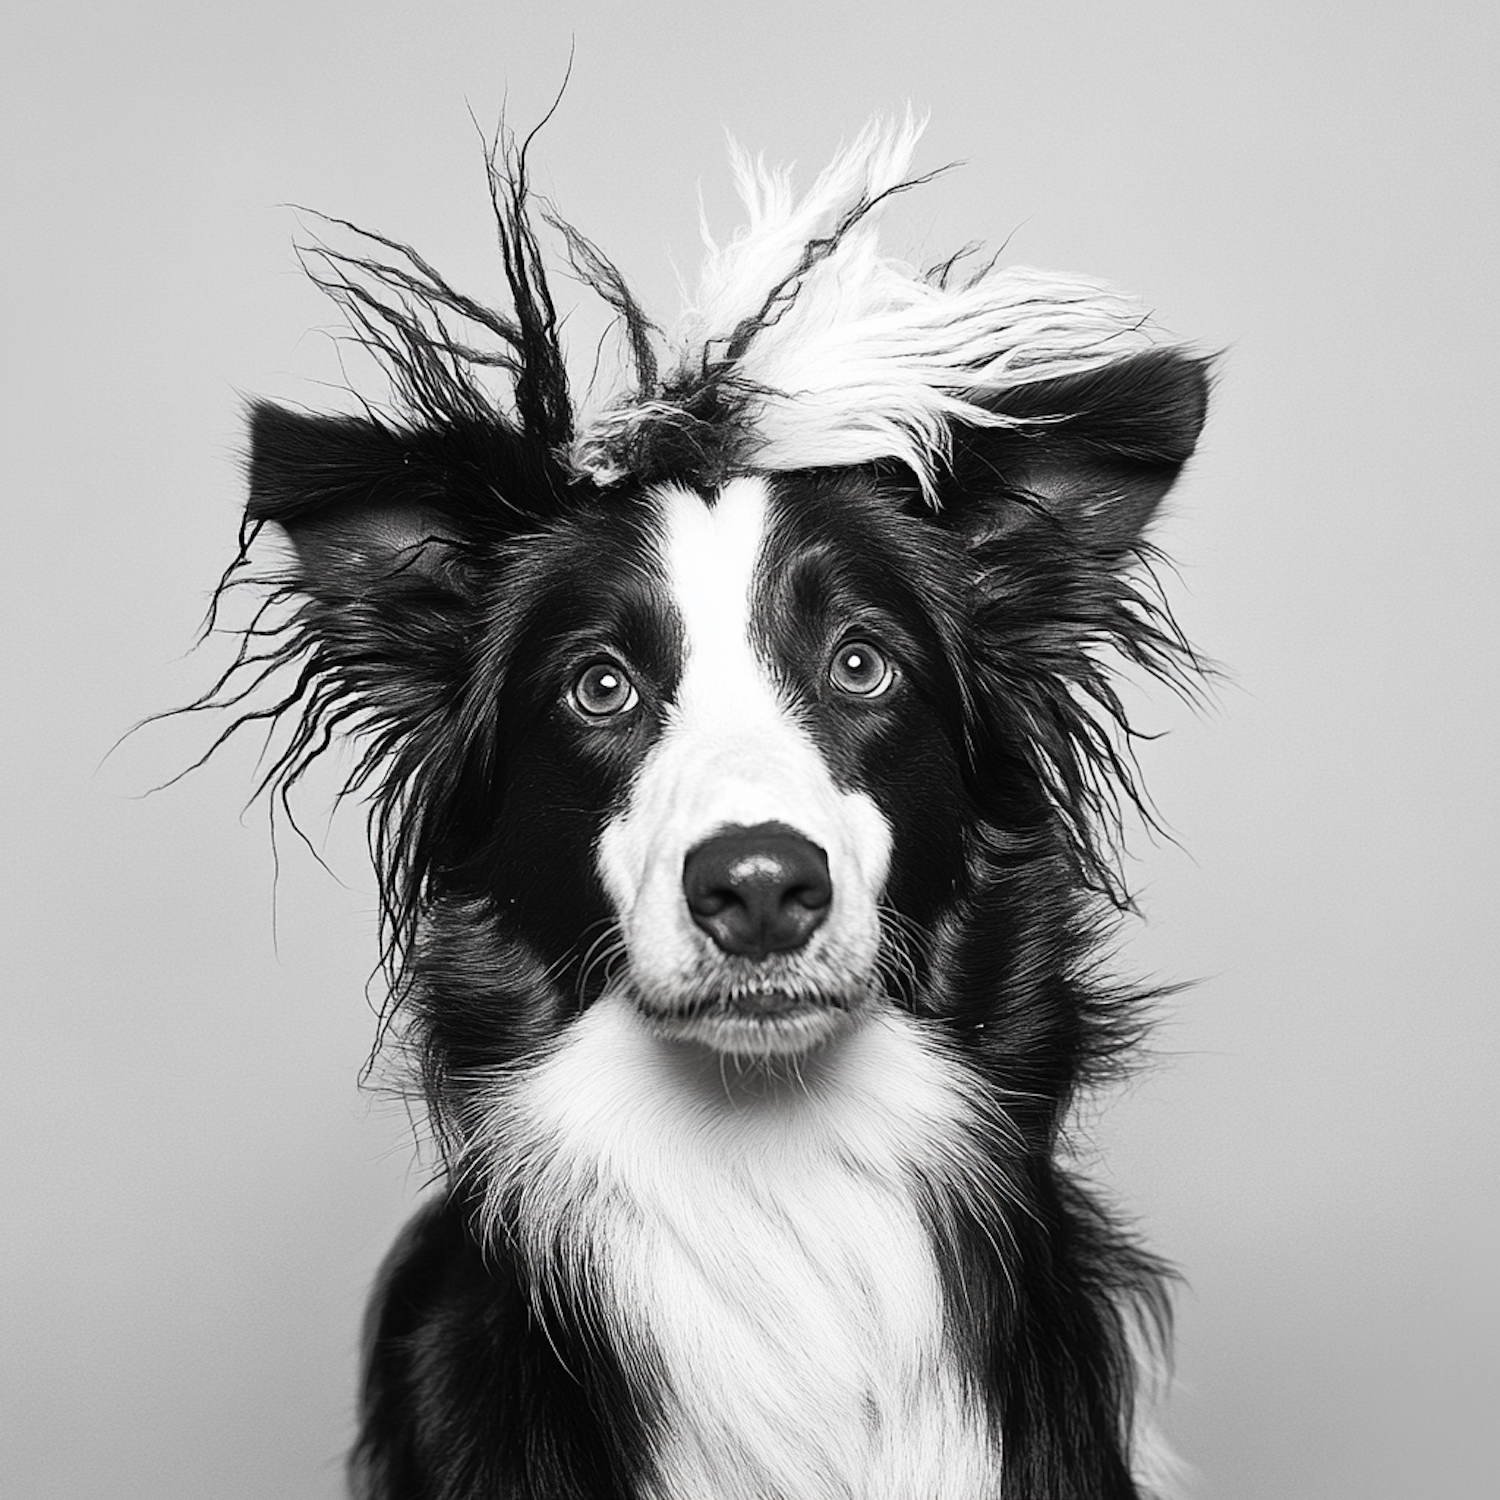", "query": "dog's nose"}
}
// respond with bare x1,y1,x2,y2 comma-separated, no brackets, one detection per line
682,823,832,959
